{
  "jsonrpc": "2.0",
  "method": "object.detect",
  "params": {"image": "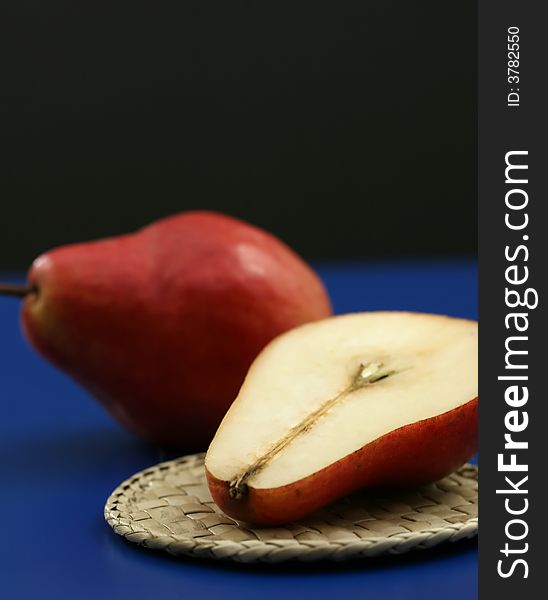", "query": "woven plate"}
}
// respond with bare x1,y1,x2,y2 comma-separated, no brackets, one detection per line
105,453,477,563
